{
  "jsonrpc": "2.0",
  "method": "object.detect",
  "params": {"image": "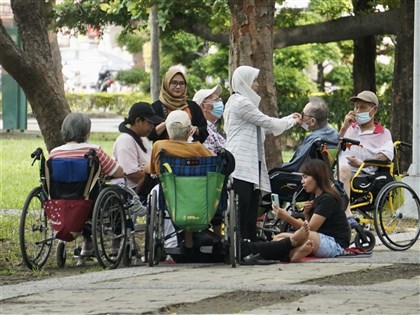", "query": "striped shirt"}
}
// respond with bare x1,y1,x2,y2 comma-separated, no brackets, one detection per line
223,93,296,194
49,143,119,176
